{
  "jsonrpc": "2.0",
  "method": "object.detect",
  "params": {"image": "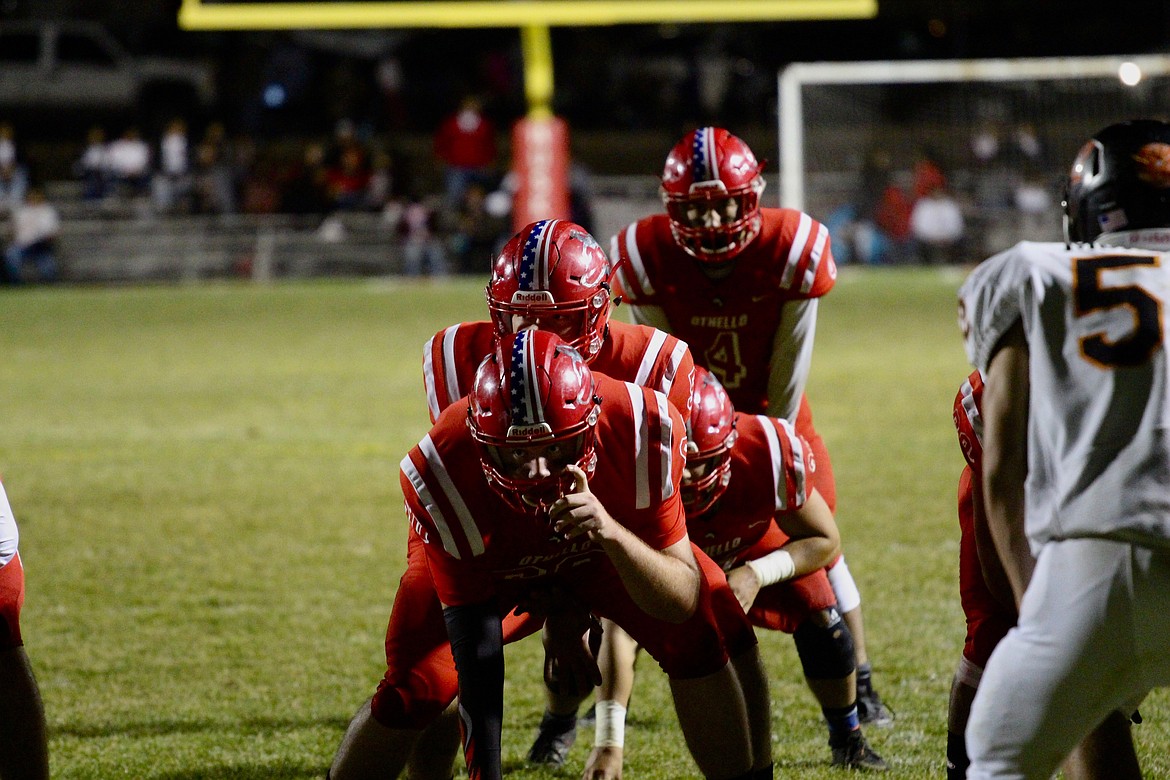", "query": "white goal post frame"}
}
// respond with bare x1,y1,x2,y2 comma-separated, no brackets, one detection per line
777,54,1170,211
